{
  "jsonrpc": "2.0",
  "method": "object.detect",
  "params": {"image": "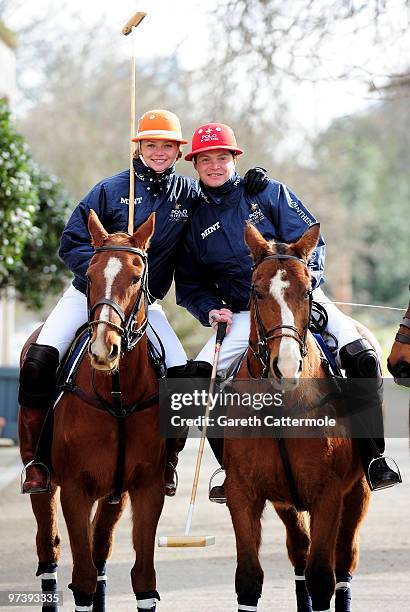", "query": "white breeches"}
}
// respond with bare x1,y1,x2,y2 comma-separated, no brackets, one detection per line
36,284,187,367
195,287,361,374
